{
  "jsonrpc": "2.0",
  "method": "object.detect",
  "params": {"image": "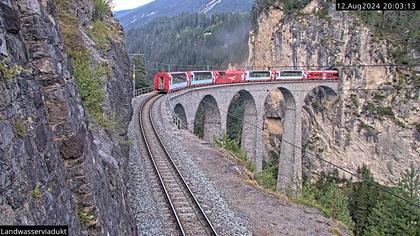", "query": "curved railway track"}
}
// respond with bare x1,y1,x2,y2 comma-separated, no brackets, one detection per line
139,93,218,236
